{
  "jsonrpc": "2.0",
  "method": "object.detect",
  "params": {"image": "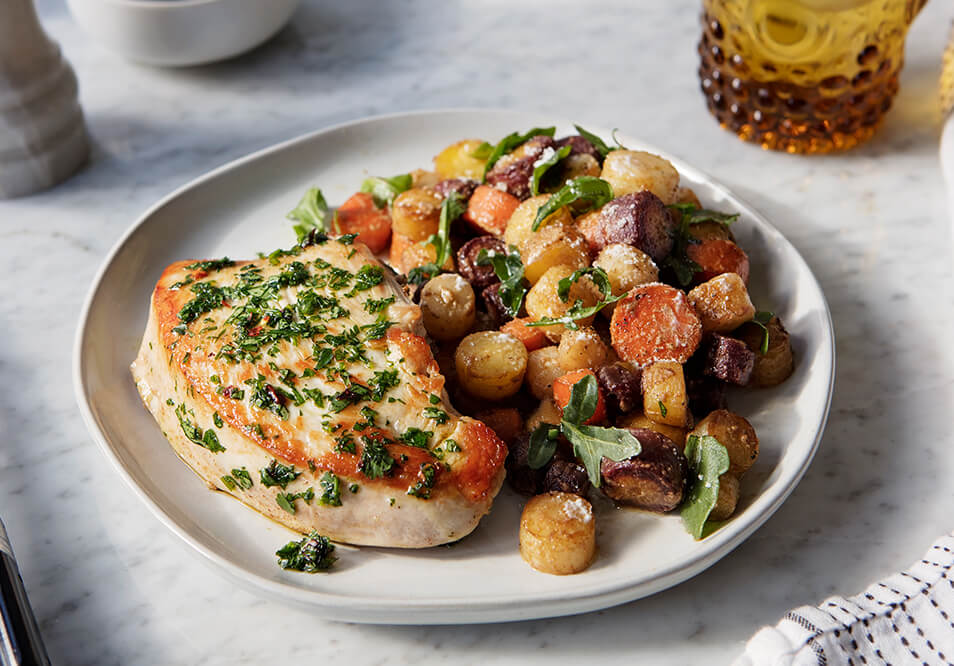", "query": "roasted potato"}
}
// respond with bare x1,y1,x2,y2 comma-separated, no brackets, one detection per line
400,237,455,273
410,169,441,189
521,223,591,285
687,272,756,333
690,409,758,478
709,473,740,521
688,220,735,242
576,191,675,261
526,397,563,432
503,194,574,251
420,274,476,341
558,153,601,181
610,283,702,366
593,243,659,300
674,185,702,207
642,360,689,427
617,411,687,449
455,331,528,400
600,149,680,203
526,345,563,400
736,316,795,387
391,187,443,241
557,327,610,372
520,492,596,575
525,265,602,341
433,138,488,179
600,428,688,512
